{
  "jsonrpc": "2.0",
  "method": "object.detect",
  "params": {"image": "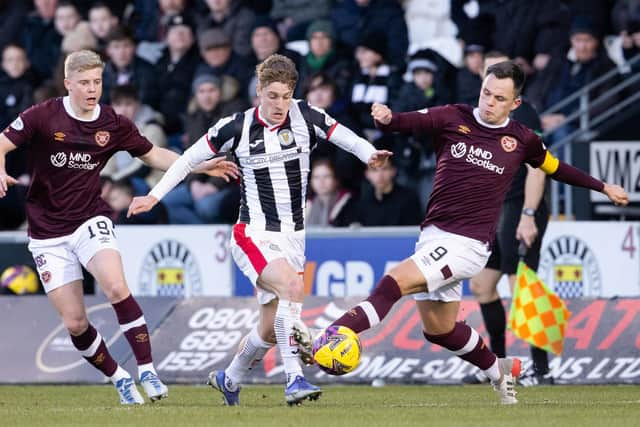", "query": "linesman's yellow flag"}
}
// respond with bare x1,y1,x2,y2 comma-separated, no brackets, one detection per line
508,261,572,355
